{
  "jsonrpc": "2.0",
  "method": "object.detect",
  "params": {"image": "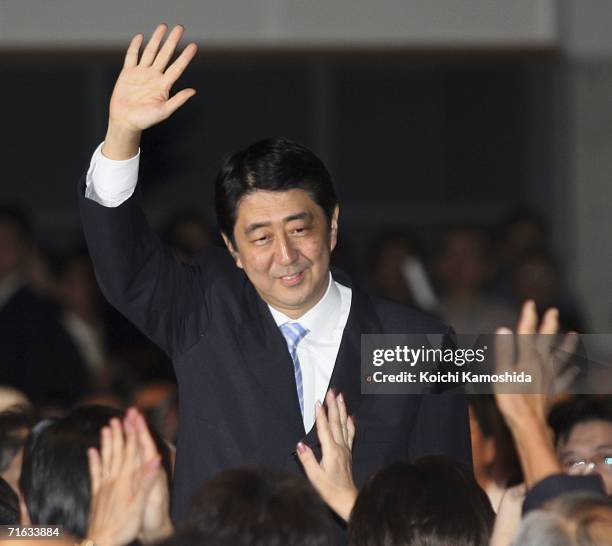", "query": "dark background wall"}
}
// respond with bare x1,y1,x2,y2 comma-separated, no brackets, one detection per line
0,50,558,272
